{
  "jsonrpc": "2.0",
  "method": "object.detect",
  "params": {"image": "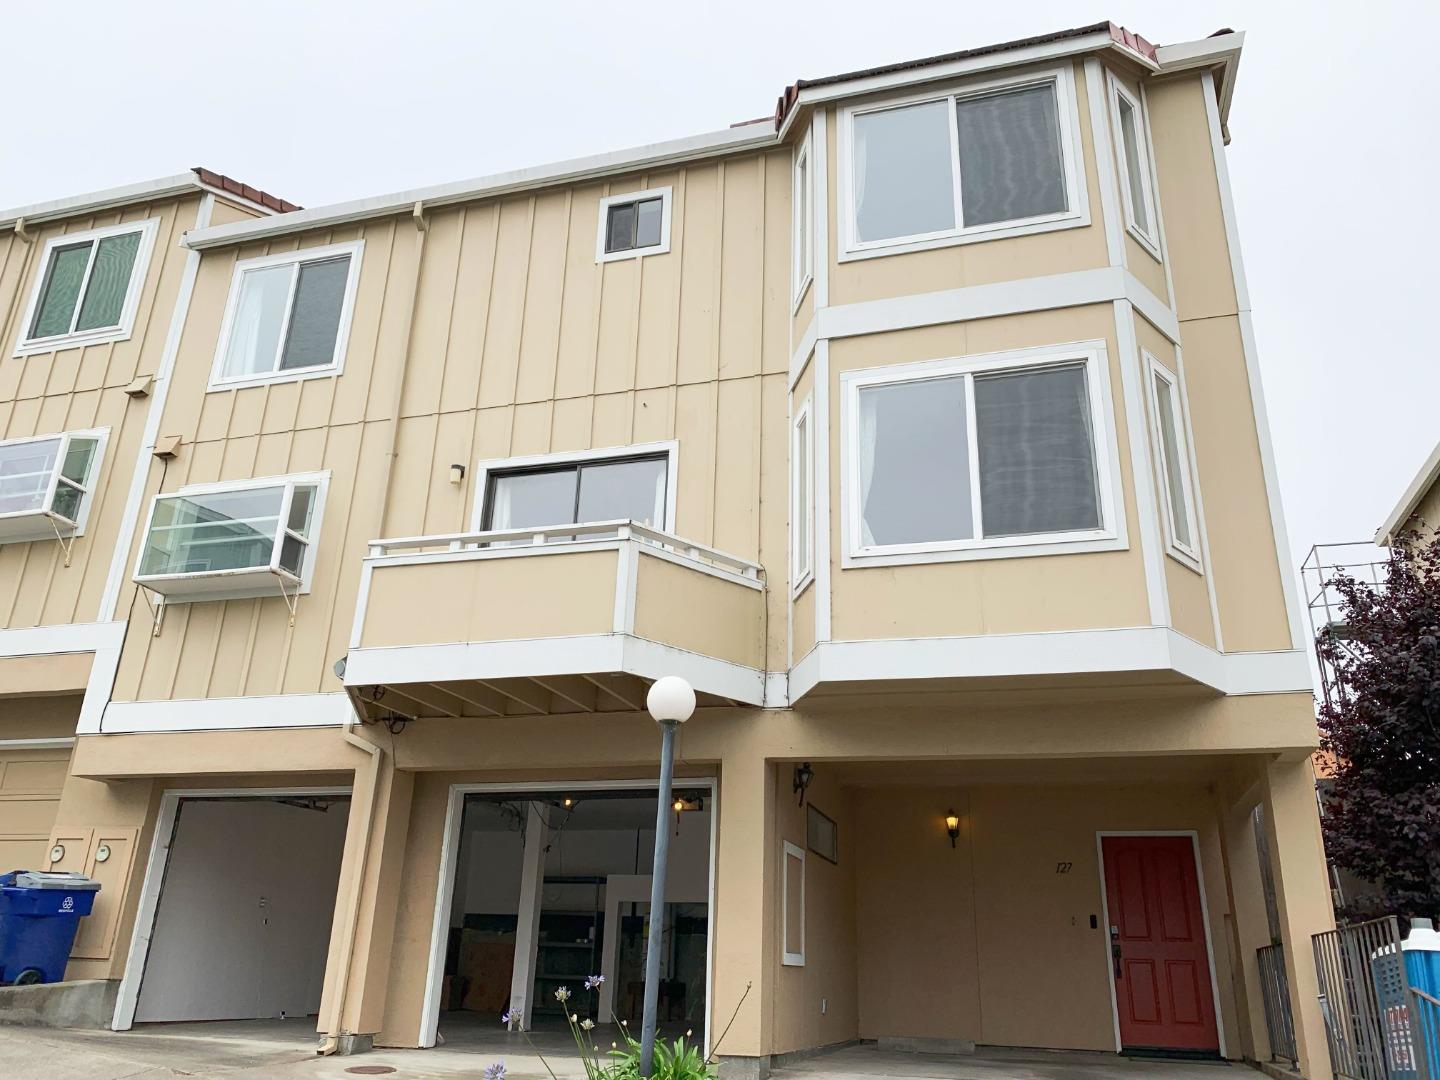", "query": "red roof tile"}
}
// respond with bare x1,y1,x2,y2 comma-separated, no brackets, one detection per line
191,167,301,214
